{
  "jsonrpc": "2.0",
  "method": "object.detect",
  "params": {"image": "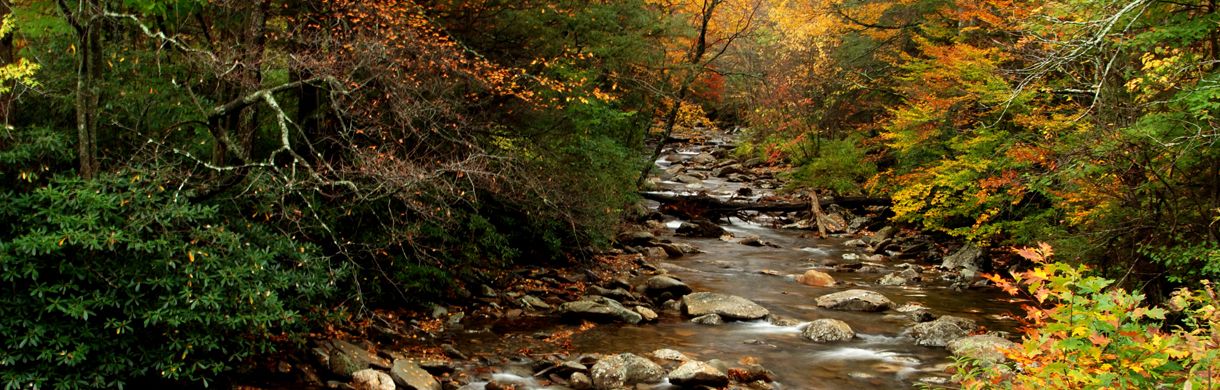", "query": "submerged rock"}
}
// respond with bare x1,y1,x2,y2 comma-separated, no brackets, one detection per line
682,292,770,320
815,289,894,312
676,219,726,238
636,275,693,302
690,313,725,325
590,353,665,389
911,315,978,347
559,296,644,324
801,319,855,342
796,270,837,287
947,334,1017,364
668,360,729,387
